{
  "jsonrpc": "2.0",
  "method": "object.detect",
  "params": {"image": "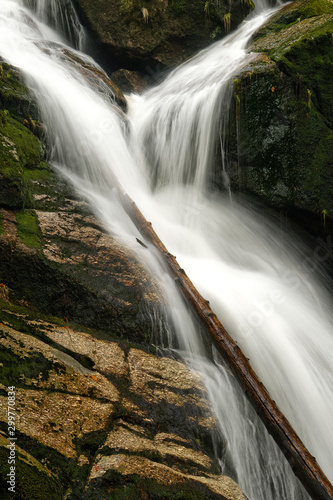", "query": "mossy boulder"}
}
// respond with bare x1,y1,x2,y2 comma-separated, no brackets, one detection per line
0,62,37,119
220,0,333,224
72,0,253,71
0,111,48,209
252,0,333,127
0,64,50,210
